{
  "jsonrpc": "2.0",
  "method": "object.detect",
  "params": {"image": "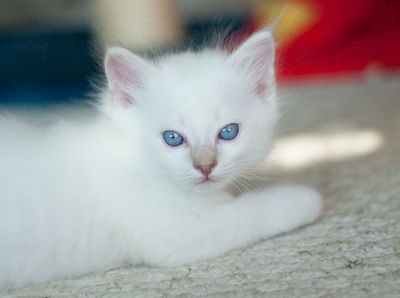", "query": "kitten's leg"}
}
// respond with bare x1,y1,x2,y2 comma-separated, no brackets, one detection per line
138,185,322,266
